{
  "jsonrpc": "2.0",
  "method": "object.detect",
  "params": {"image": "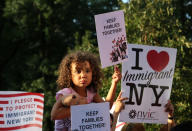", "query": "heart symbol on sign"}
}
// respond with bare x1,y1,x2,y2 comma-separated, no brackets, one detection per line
147,50,169,72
